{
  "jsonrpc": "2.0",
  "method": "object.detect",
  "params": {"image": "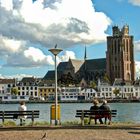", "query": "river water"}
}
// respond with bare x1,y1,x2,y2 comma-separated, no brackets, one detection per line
0,103,140,123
